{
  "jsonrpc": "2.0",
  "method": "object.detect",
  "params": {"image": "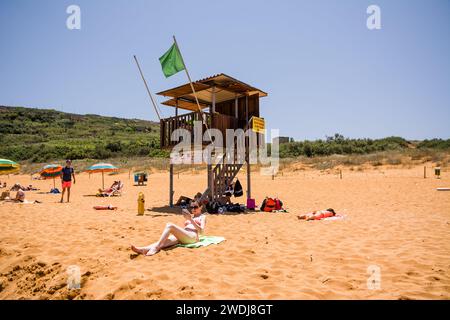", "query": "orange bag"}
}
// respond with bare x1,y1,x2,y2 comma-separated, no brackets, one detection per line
263,198,276,212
